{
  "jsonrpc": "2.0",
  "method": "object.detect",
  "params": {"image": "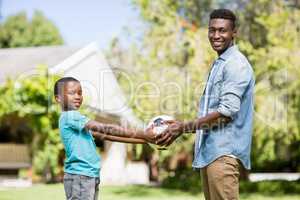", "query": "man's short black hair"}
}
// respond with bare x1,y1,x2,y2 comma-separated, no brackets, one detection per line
54,77,80,96
209,9,236,29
